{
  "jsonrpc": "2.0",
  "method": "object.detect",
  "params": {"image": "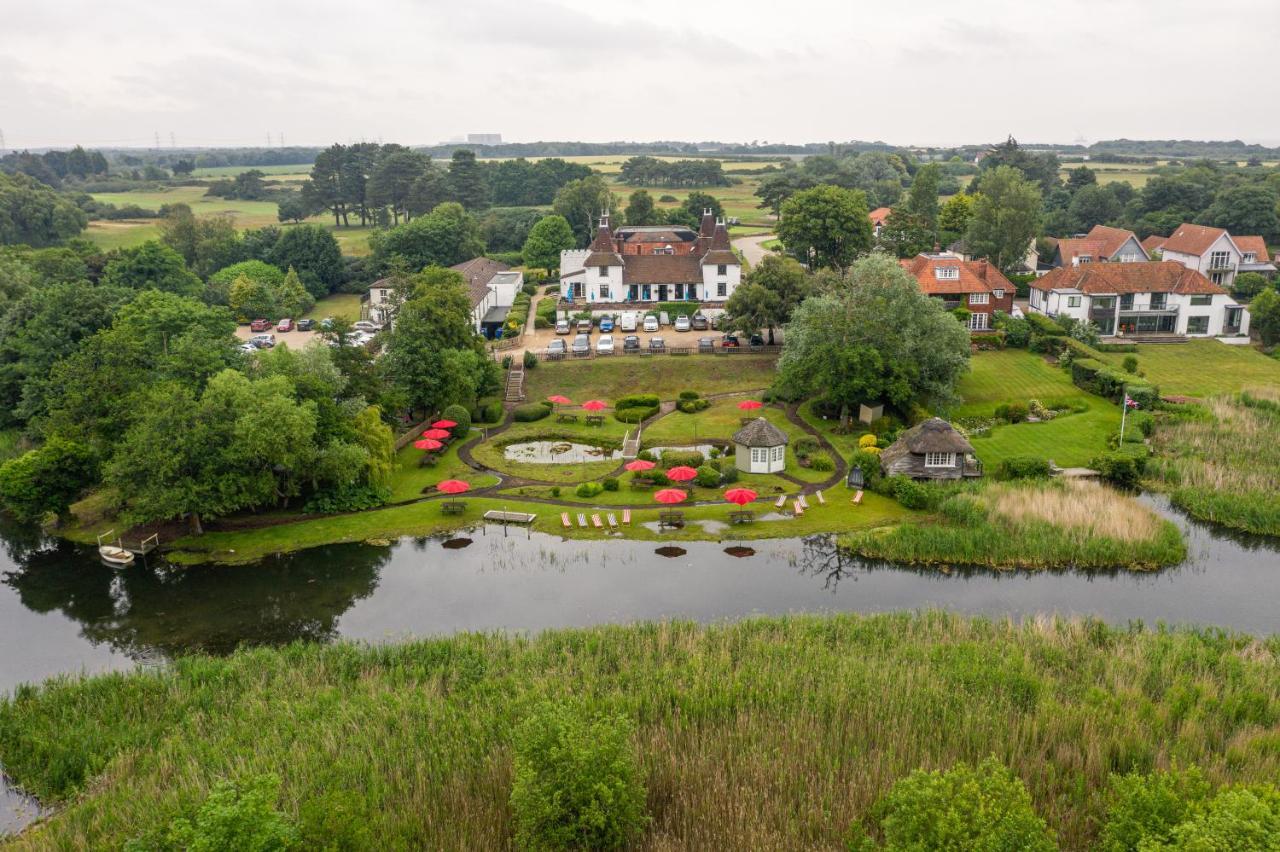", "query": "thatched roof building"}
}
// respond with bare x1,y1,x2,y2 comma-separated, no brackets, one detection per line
880,418,980,480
